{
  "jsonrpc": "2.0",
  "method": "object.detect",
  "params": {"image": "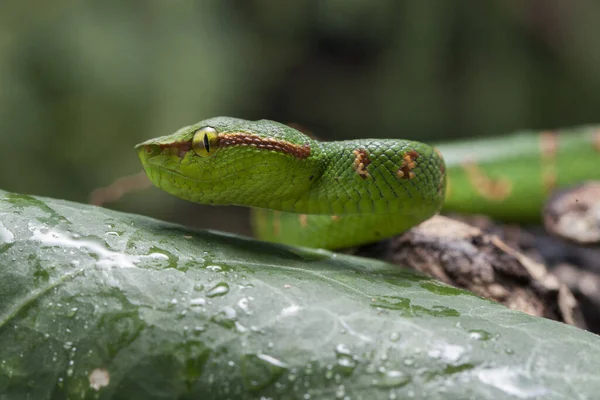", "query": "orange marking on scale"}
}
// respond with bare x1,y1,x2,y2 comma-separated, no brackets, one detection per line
298,214,308,228
352,149,371,179
462,161,512,201
397,150,420,180
539,131,559,194
331,215,340,222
